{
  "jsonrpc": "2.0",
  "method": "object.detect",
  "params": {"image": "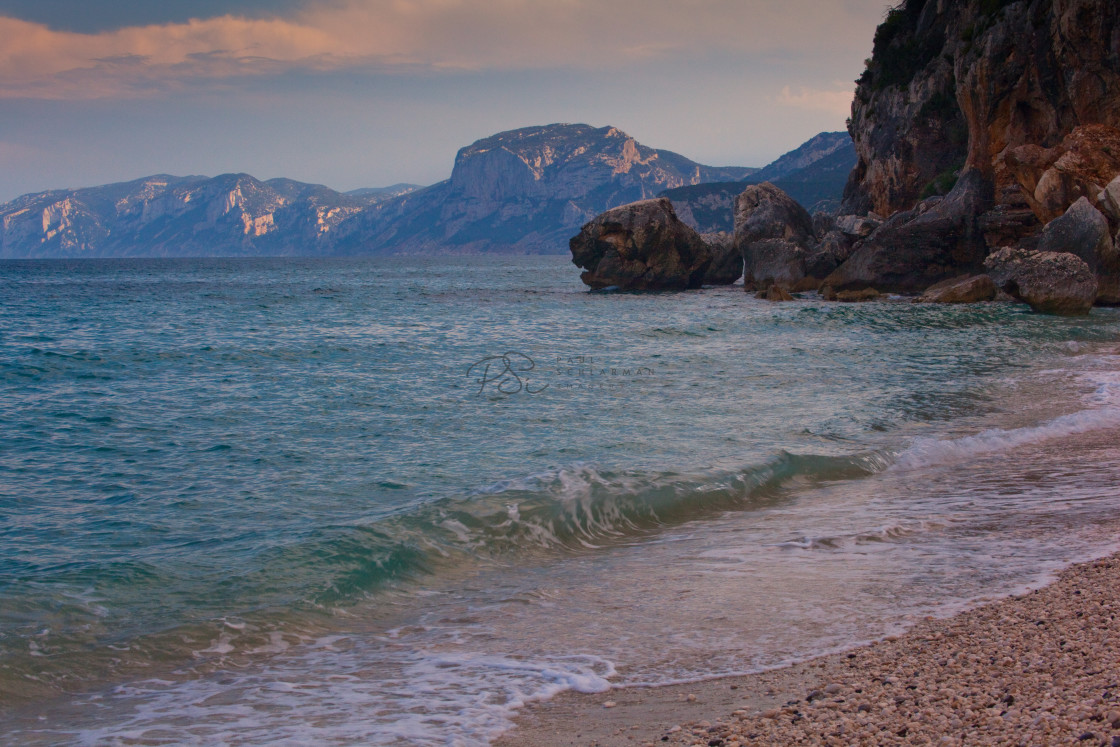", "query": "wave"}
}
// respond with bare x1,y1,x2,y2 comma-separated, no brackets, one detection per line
293,451,894,601
892,369,1120,471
